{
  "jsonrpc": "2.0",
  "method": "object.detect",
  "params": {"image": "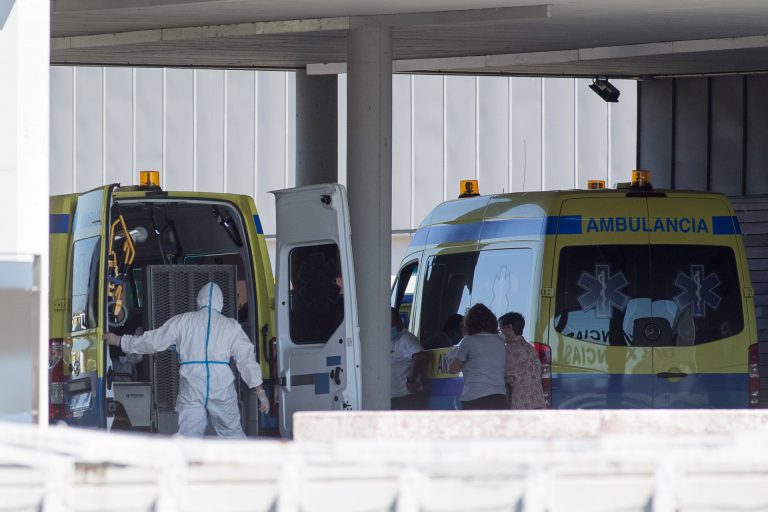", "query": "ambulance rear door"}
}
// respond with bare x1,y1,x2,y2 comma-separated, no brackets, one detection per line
67,185,116,428
550,196,654,408
273,184,360,437
647,196,750,408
